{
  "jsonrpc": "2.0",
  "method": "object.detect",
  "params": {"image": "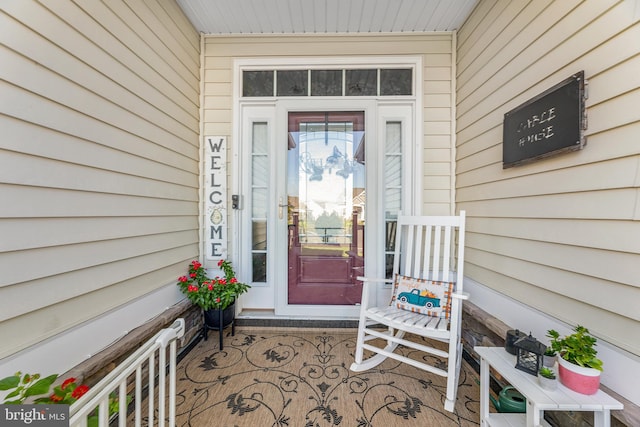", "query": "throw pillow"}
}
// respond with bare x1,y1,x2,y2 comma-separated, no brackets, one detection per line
390,274,455,319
